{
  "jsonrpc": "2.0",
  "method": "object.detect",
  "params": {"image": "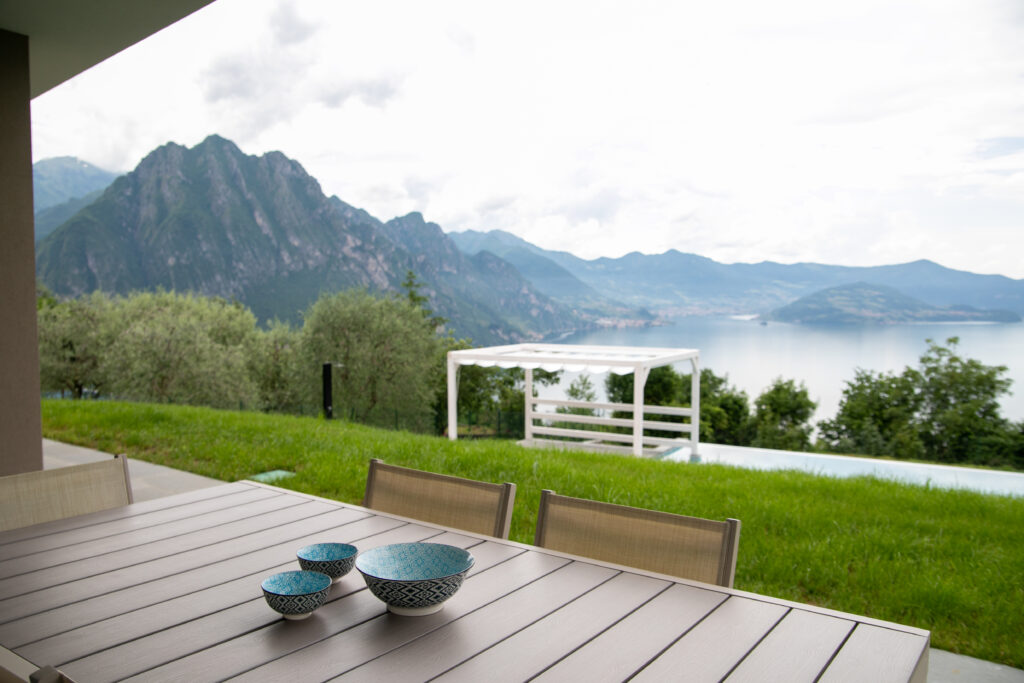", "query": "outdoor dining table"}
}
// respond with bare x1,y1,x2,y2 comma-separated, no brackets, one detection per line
0,481,930,682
